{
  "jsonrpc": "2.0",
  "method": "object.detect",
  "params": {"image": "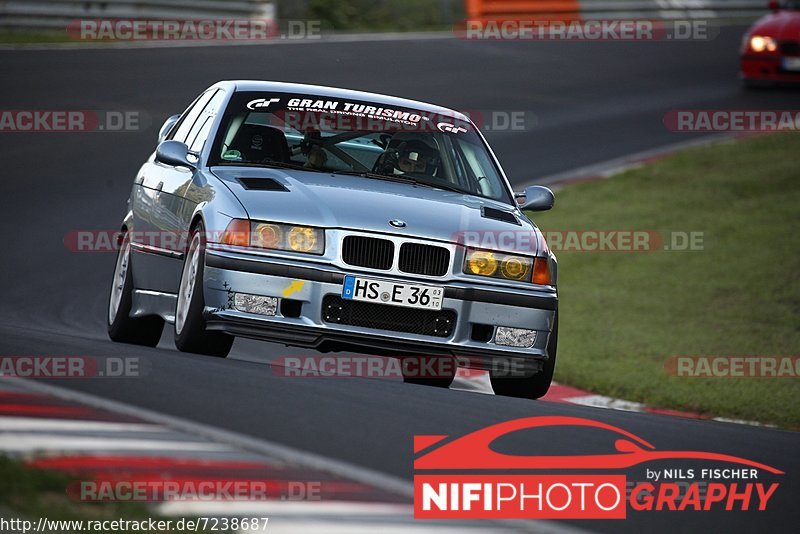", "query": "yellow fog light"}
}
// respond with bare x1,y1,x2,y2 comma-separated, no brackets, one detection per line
466,250,498,276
